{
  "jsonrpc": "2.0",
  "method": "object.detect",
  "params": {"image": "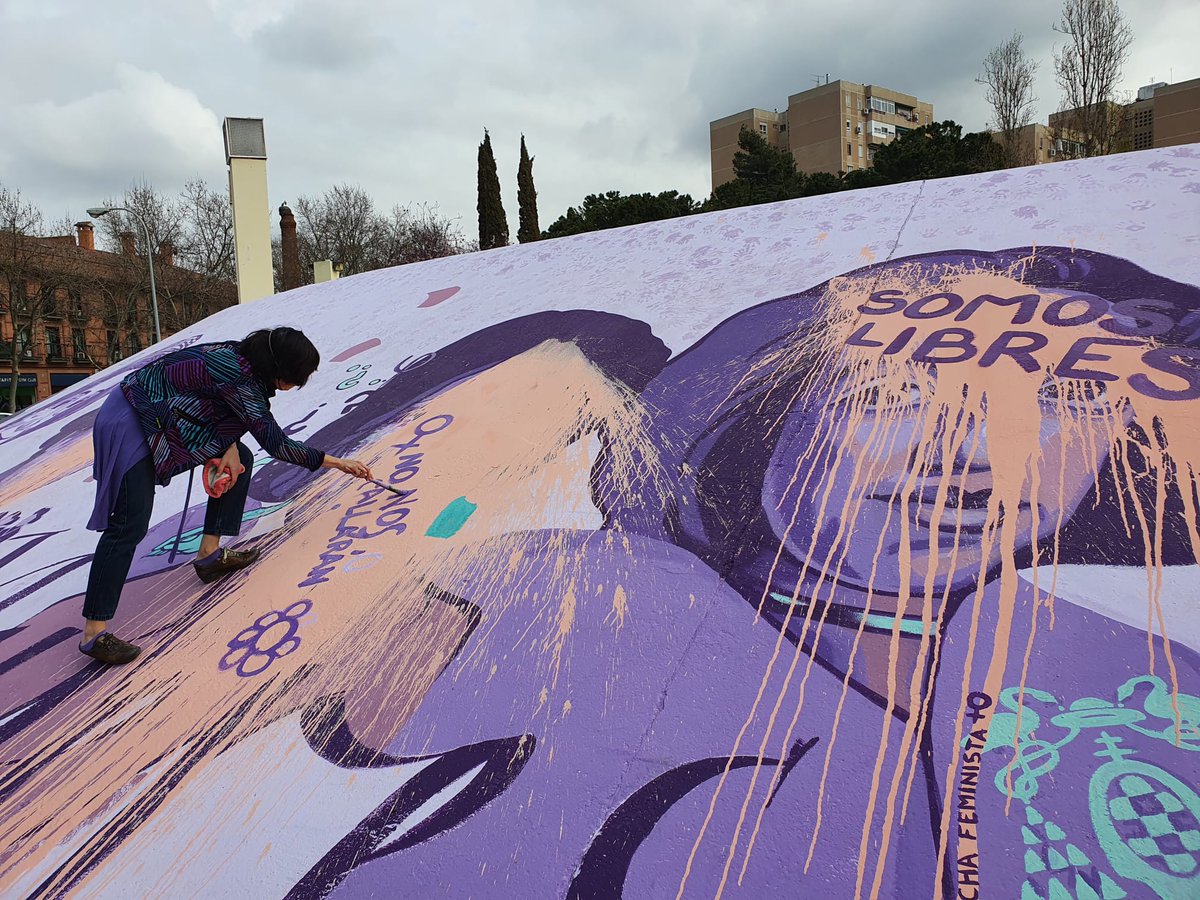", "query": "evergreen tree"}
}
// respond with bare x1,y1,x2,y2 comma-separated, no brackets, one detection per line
870,121,1006,181
544,190,699,238
476,129,508,250
704,121,1004,212
517,135,540,243
704,128,807,211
